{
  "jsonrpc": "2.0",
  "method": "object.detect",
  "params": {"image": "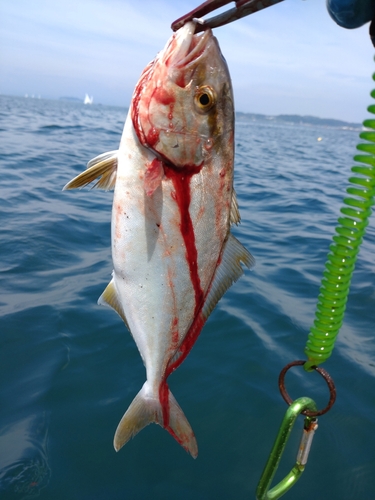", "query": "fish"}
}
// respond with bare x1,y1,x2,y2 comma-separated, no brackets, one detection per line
63,21,254,458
